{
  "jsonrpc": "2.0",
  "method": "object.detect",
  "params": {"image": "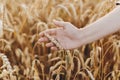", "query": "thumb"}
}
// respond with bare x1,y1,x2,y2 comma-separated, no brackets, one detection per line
53,20,68,29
